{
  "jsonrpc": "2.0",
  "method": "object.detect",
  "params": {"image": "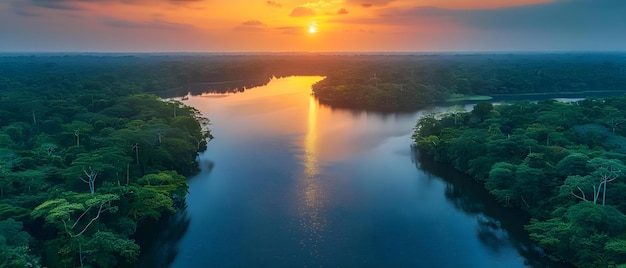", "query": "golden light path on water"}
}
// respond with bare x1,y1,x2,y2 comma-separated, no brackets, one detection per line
297,94,326,258
170,76,563,268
